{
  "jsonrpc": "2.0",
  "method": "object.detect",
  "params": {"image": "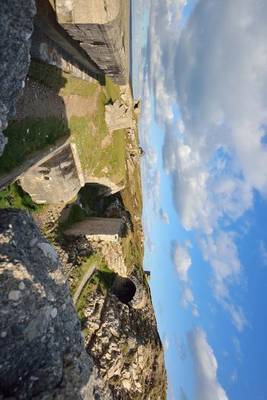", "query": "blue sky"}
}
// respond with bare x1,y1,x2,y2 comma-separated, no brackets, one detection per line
132,1,267,399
